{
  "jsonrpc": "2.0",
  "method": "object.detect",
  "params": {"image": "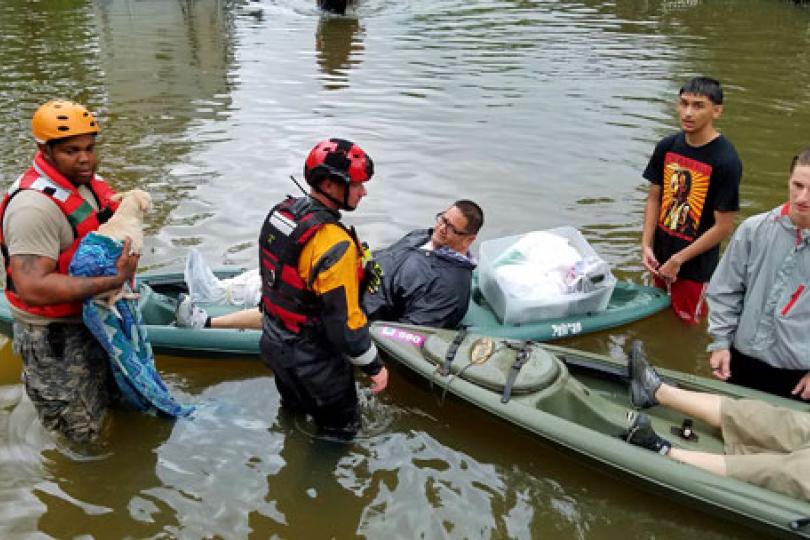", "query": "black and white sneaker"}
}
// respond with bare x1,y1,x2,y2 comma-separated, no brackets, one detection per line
625,411,671,455
628,340,662,409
